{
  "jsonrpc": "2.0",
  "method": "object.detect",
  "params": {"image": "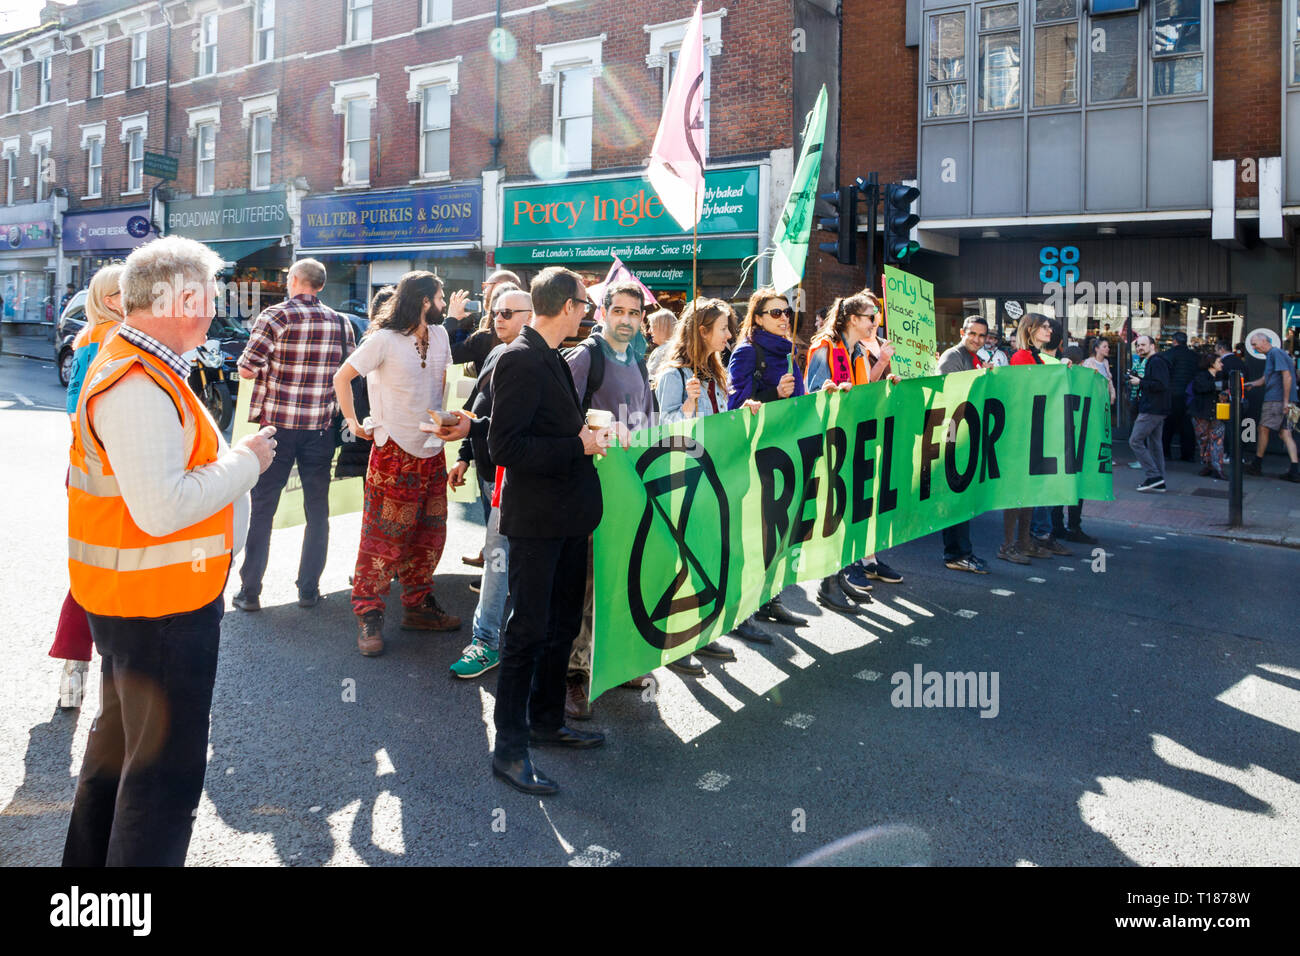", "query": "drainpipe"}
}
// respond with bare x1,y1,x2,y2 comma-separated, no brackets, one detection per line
490,0,502,169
